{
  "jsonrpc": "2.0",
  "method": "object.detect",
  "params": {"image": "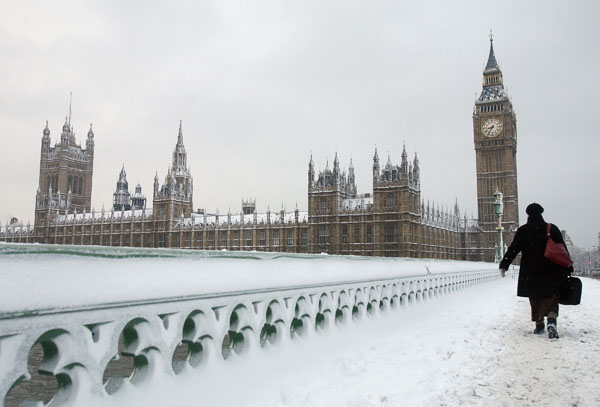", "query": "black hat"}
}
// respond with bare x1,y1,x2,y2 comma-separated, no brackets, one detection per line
526,203,544,216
